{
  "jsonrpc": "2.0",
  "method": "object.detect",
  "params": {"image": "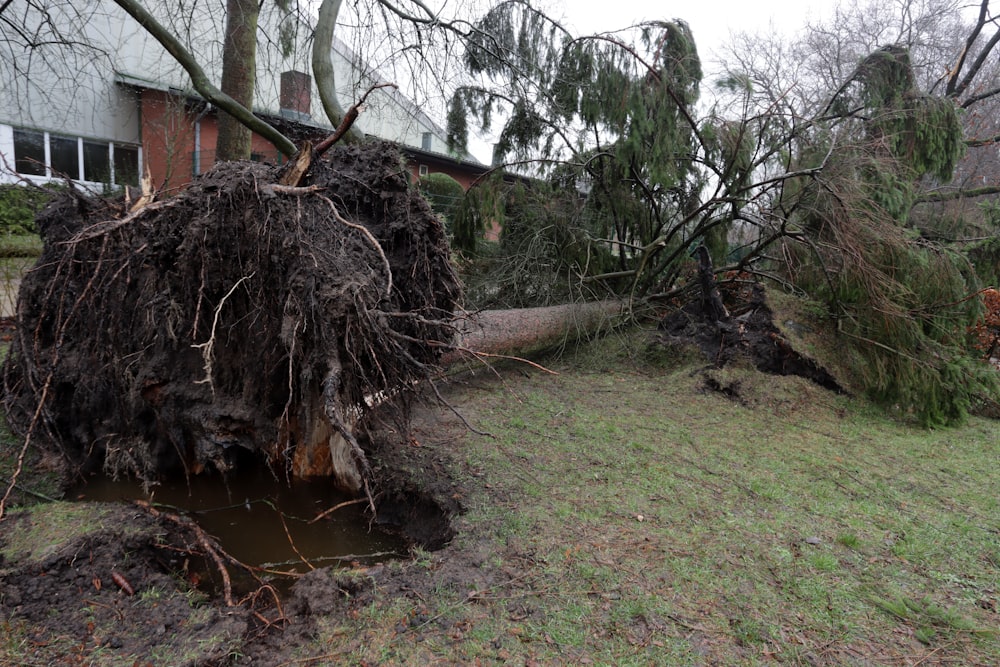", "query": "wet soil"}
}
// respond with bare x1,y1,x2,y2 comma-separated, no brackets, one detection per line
71,467,409,573
0,400,478,666
0,502,249,666
658,281,843,396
